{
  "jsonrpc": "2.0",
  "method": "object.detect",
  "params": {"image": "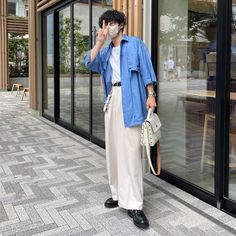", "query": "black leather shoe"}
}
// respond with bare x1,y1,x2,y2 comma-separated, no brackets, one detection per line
128,210,149,229
104,198,119,208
